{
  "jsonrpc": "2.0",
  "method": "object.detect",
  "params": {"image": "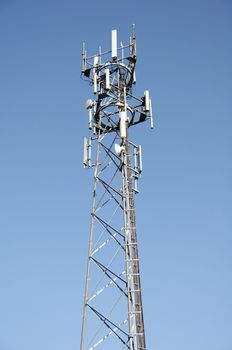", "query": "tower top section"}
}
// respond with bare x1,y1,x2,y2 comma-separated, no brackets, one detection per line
81,25,154,136
81,24,136,78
